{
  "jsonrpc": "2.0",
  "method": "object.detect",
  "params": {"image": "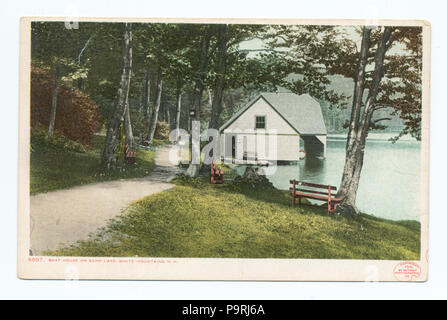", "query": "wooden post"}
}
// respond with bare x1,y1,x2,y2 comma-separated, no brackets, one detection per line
292,179,295,208
328,185,332,214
